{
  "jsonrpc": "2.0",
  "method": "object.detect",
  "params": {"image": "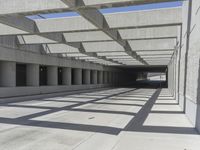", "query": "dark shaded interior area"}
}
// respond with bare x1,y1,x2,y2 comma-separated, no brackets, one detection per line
39,66,47,86
16,64,27,86
120,66,168,88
